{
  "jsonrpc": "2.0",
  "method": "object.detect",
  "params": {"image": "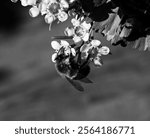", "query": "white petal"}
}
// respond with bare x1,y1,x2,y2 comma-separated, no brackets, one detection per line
99,46,110,55
29,6,40,17
93,57,102,67
69,0,76,3
27,0,37,5
45,14,55,24
11,0,18,3
71,48,76,56
80,16,84,21
57,11,68,22
51,41,62,50
52,53,57,62
64,27,74,36
39,3,48,15
91,40,101,47
80,44,89,53
82,33,90,42
106,15,121,41
71,18,80,27
73,36,82,43
60,40,70,47
82,21,91,30
60,0,69,8
20,0,28,6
